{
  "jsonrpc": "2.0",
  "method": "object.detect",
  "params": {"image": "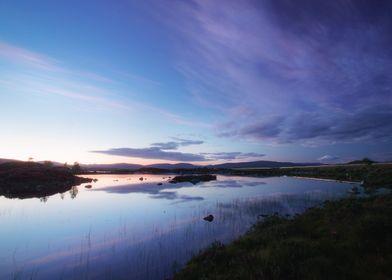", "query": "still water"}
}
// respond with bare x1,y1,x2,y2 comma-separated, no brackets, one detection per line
0,174,357,279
